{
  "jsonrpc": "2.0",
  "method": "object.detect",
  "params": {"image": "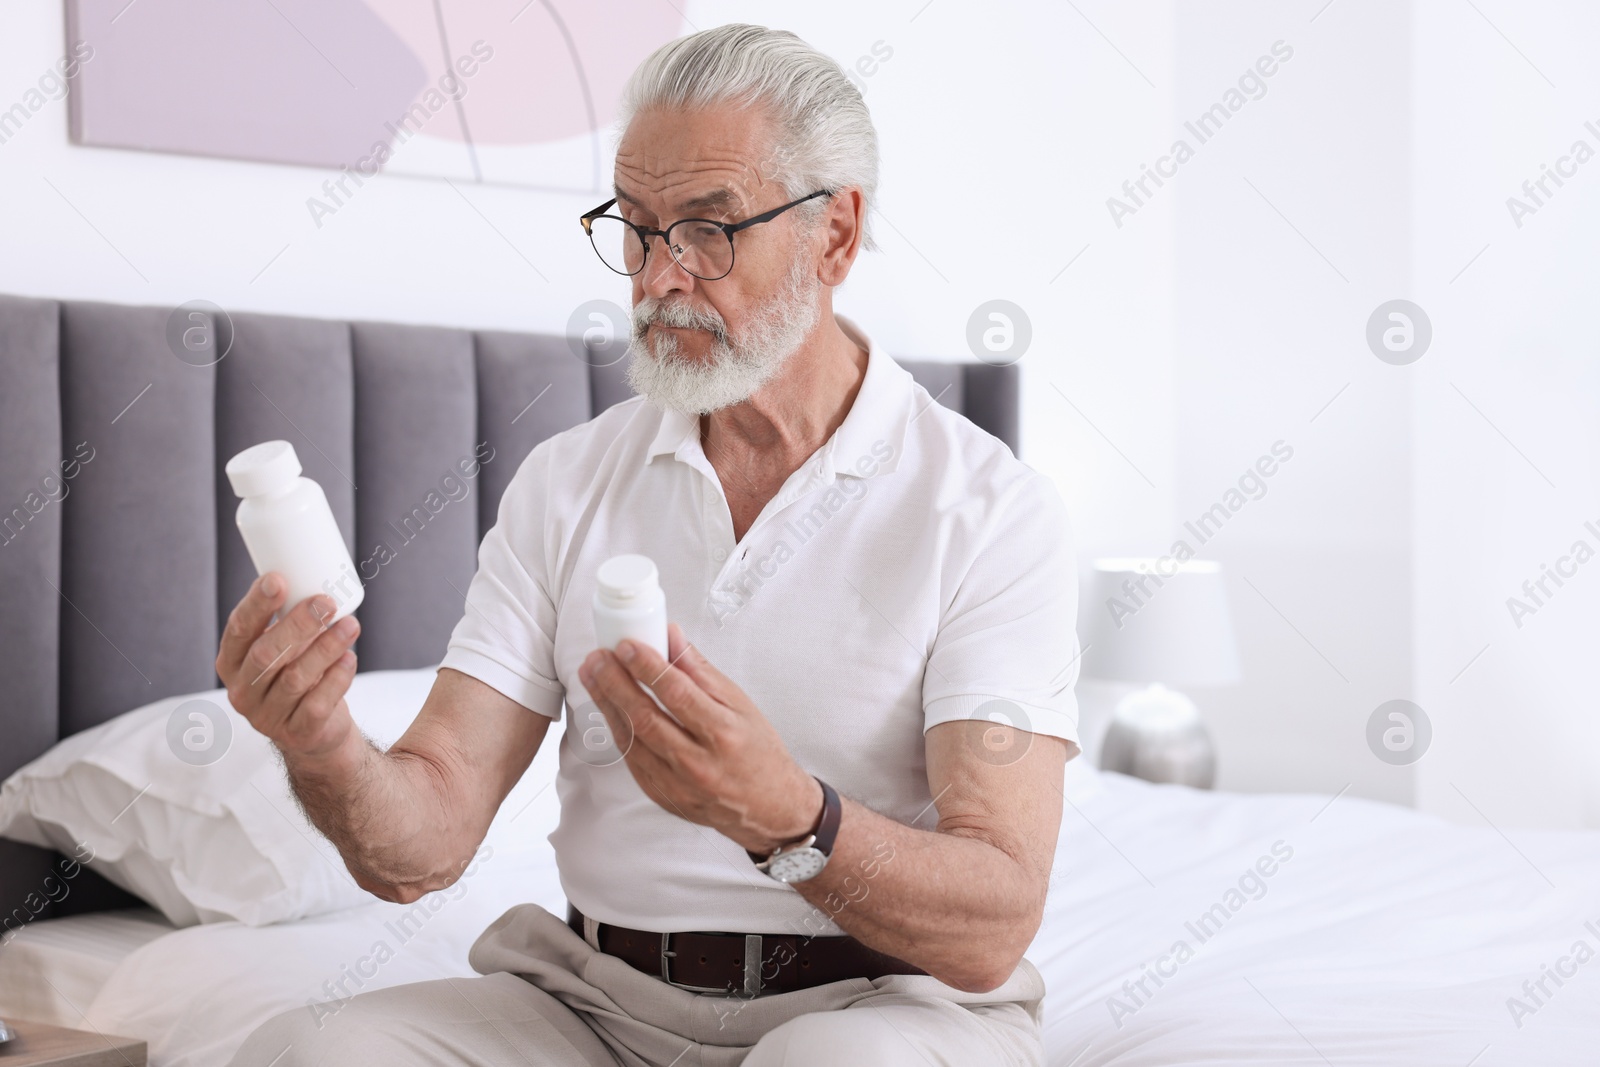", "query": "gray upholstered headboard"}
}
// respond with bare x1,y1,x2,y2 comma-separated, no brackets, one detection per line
0,292,1018,922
